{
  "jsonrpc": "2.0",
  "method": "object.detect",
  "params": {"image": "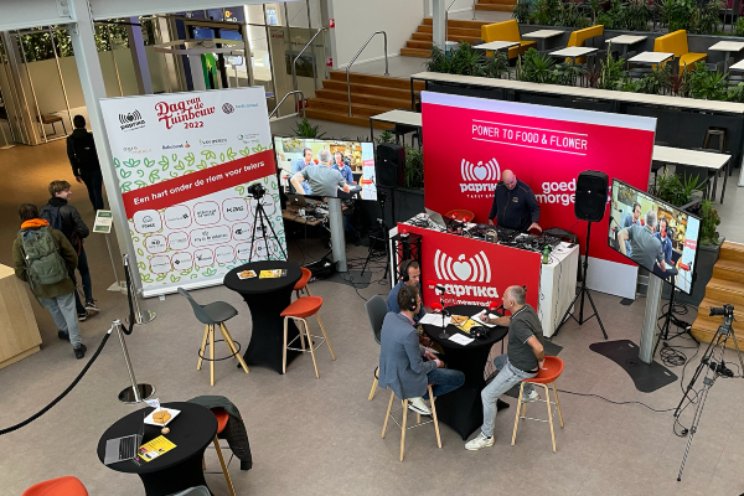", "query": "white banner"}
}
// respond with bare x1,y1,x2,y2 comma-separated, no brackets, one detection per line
100,88,285,297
